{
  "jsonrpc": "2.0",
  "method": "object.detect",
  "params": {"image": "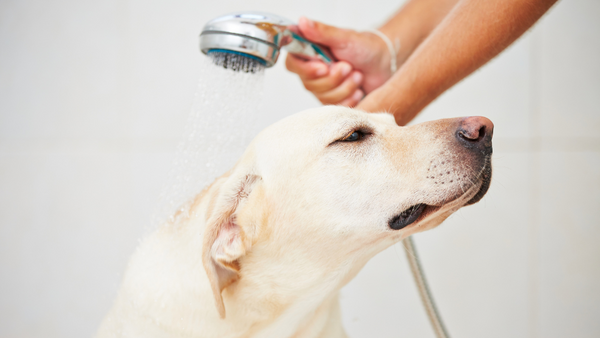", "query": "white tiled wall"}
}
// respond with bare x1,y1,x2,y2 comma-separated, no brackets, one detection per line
1,0,598,337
